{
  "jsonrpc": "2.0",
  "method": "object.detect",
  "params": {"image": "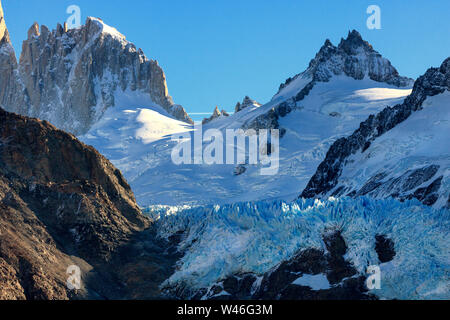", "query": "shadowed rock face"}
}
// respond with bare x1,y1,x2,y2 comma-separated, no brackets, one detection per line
0,10,193,135
301,57,450,205
0,107,149,299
